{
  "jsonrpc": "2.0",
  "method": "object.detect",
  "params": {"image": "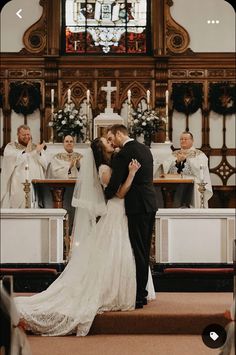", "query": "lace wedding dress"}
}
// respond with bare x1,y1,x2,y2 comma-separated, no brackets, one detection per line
15,154,155,336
